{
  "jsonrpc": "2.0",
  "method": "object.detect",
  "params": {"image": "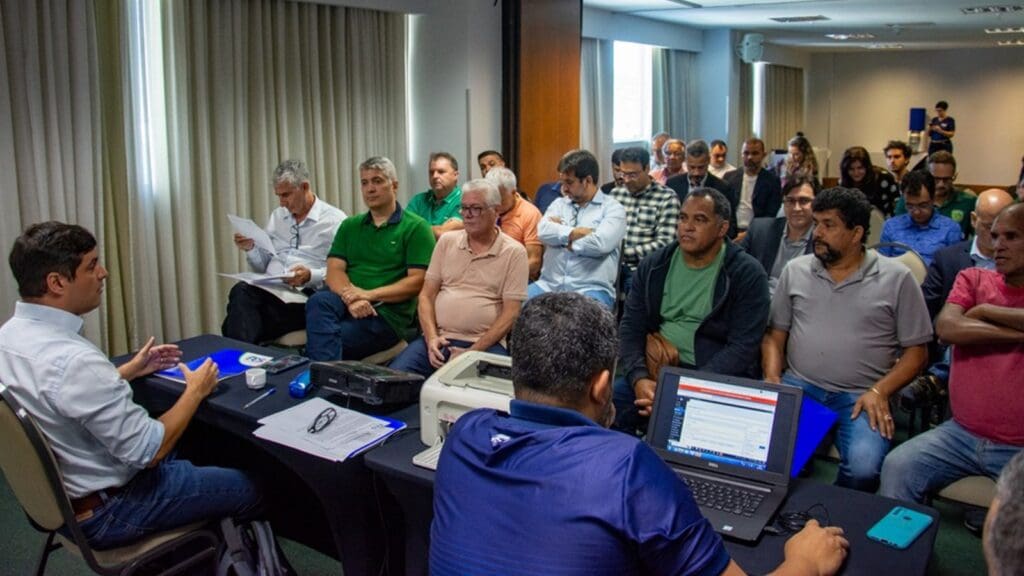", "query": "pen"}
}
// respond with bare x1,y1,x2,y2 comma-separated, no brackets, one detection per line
243,387,276,409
